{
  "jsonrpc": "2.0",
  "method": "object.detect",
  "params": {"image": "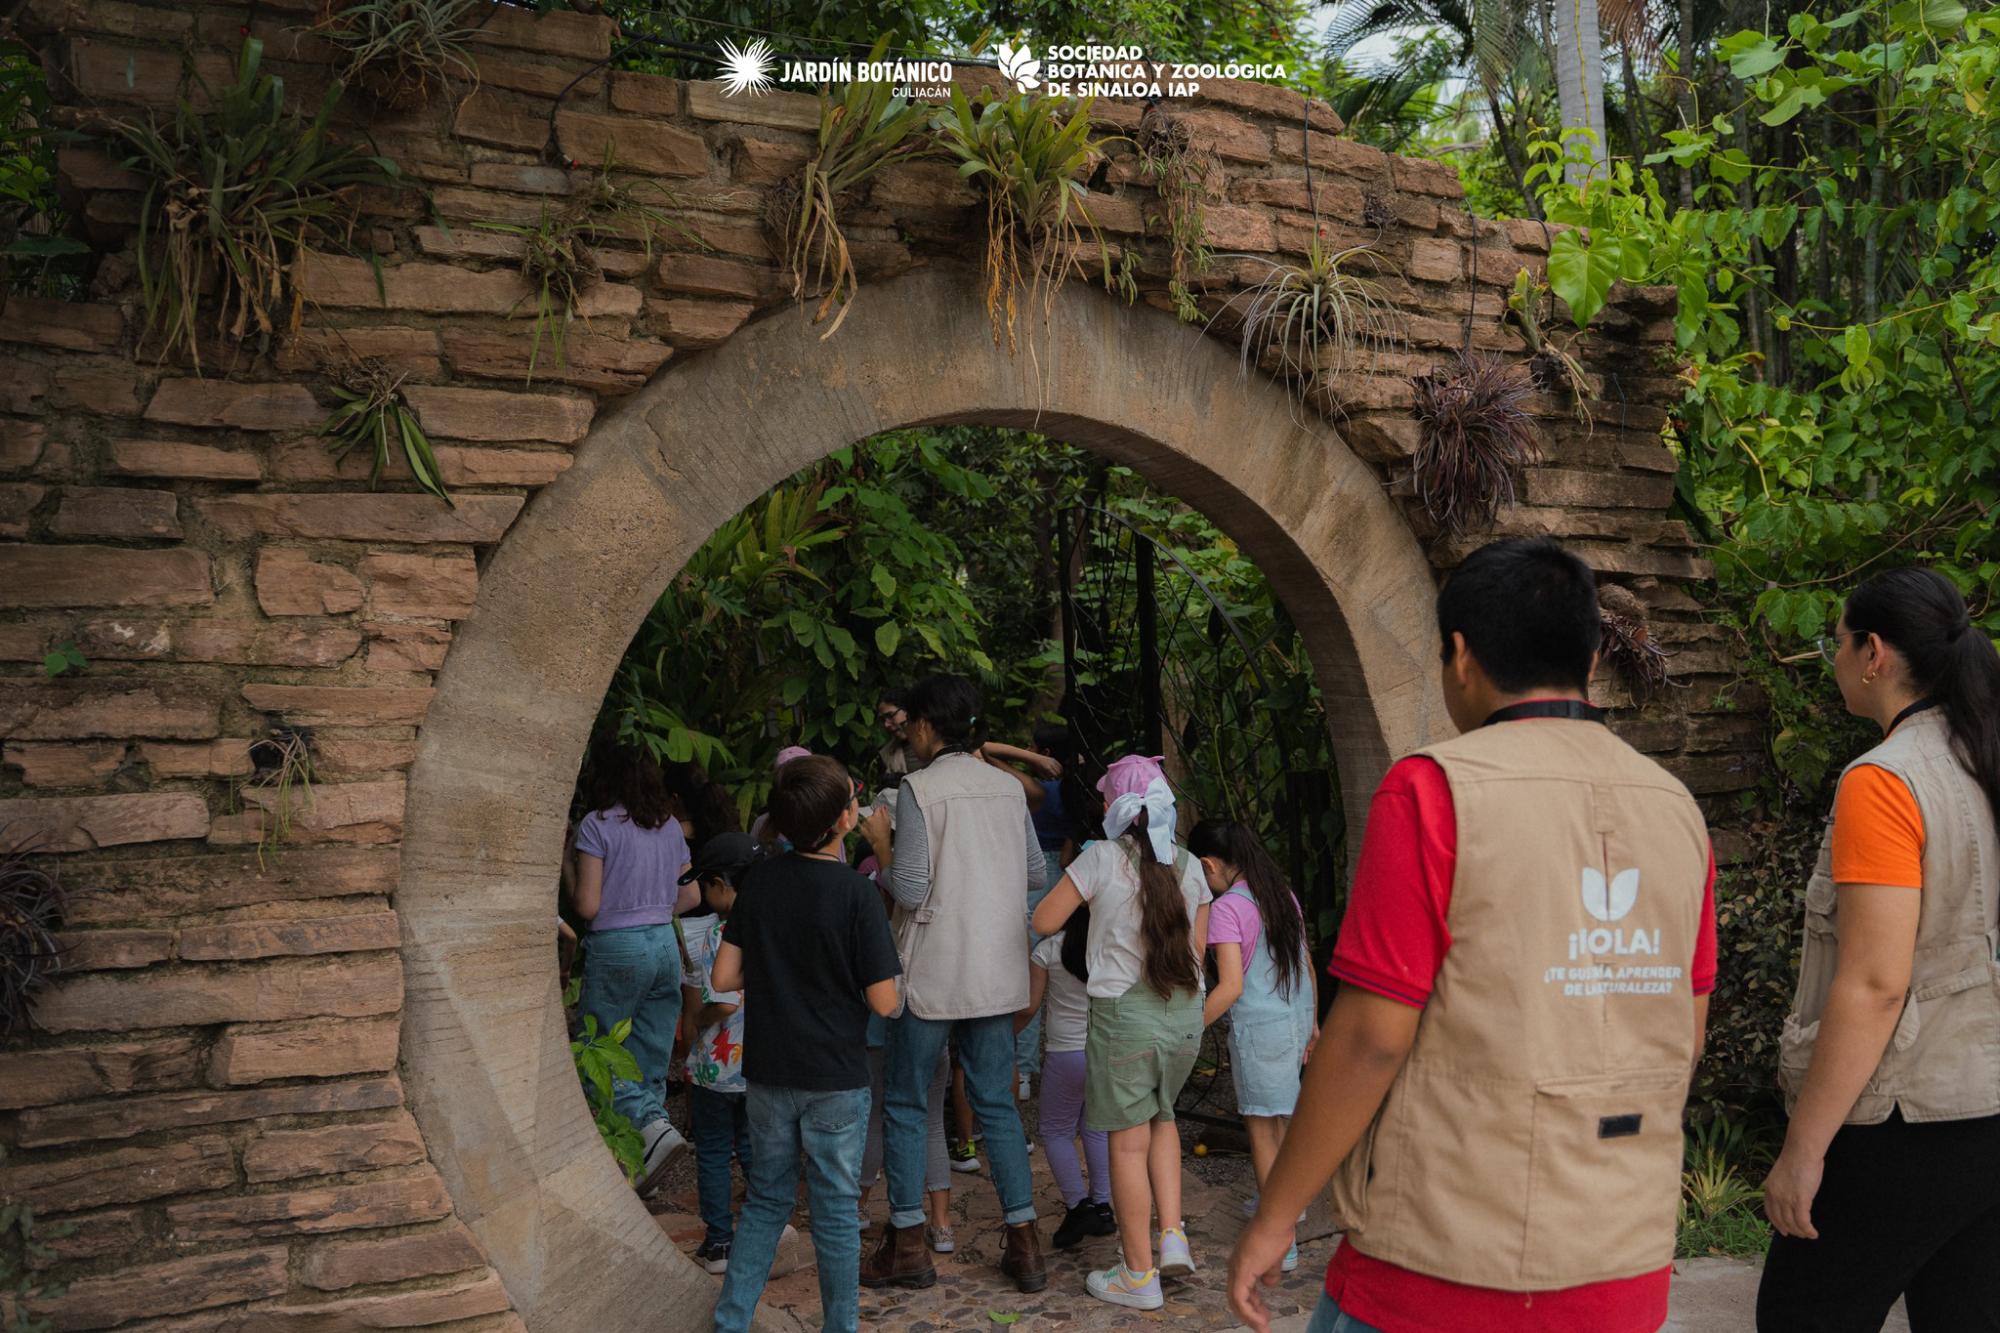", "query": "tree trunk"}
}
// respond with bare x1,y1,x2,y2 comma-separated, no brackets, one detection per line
1620,42,1654,165
1553,0,1608,187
